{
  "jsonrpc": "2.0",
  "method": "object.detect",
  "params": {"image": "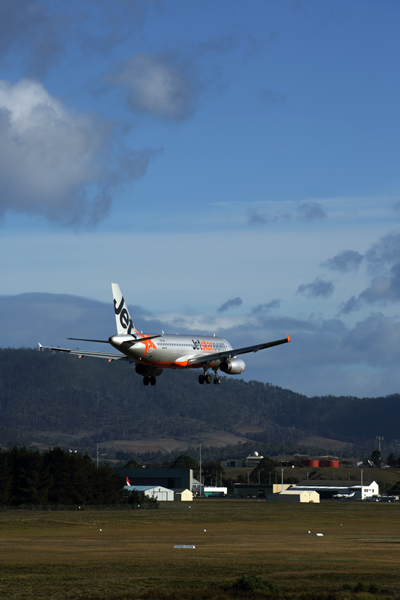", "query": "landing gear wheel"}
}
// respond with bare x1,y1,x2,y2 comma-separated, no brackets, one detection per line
143,376,149,386
150,376,156,386
214,377,221,385
198,374,205,384
205,373,212,384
